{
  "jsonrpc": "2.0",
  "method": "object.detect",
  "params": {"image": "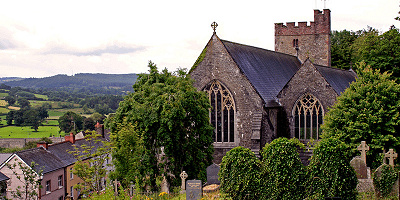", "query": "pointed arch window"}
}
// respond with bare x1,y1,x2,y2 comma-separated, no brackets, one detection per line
204,80,235,143
293,94,324,140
